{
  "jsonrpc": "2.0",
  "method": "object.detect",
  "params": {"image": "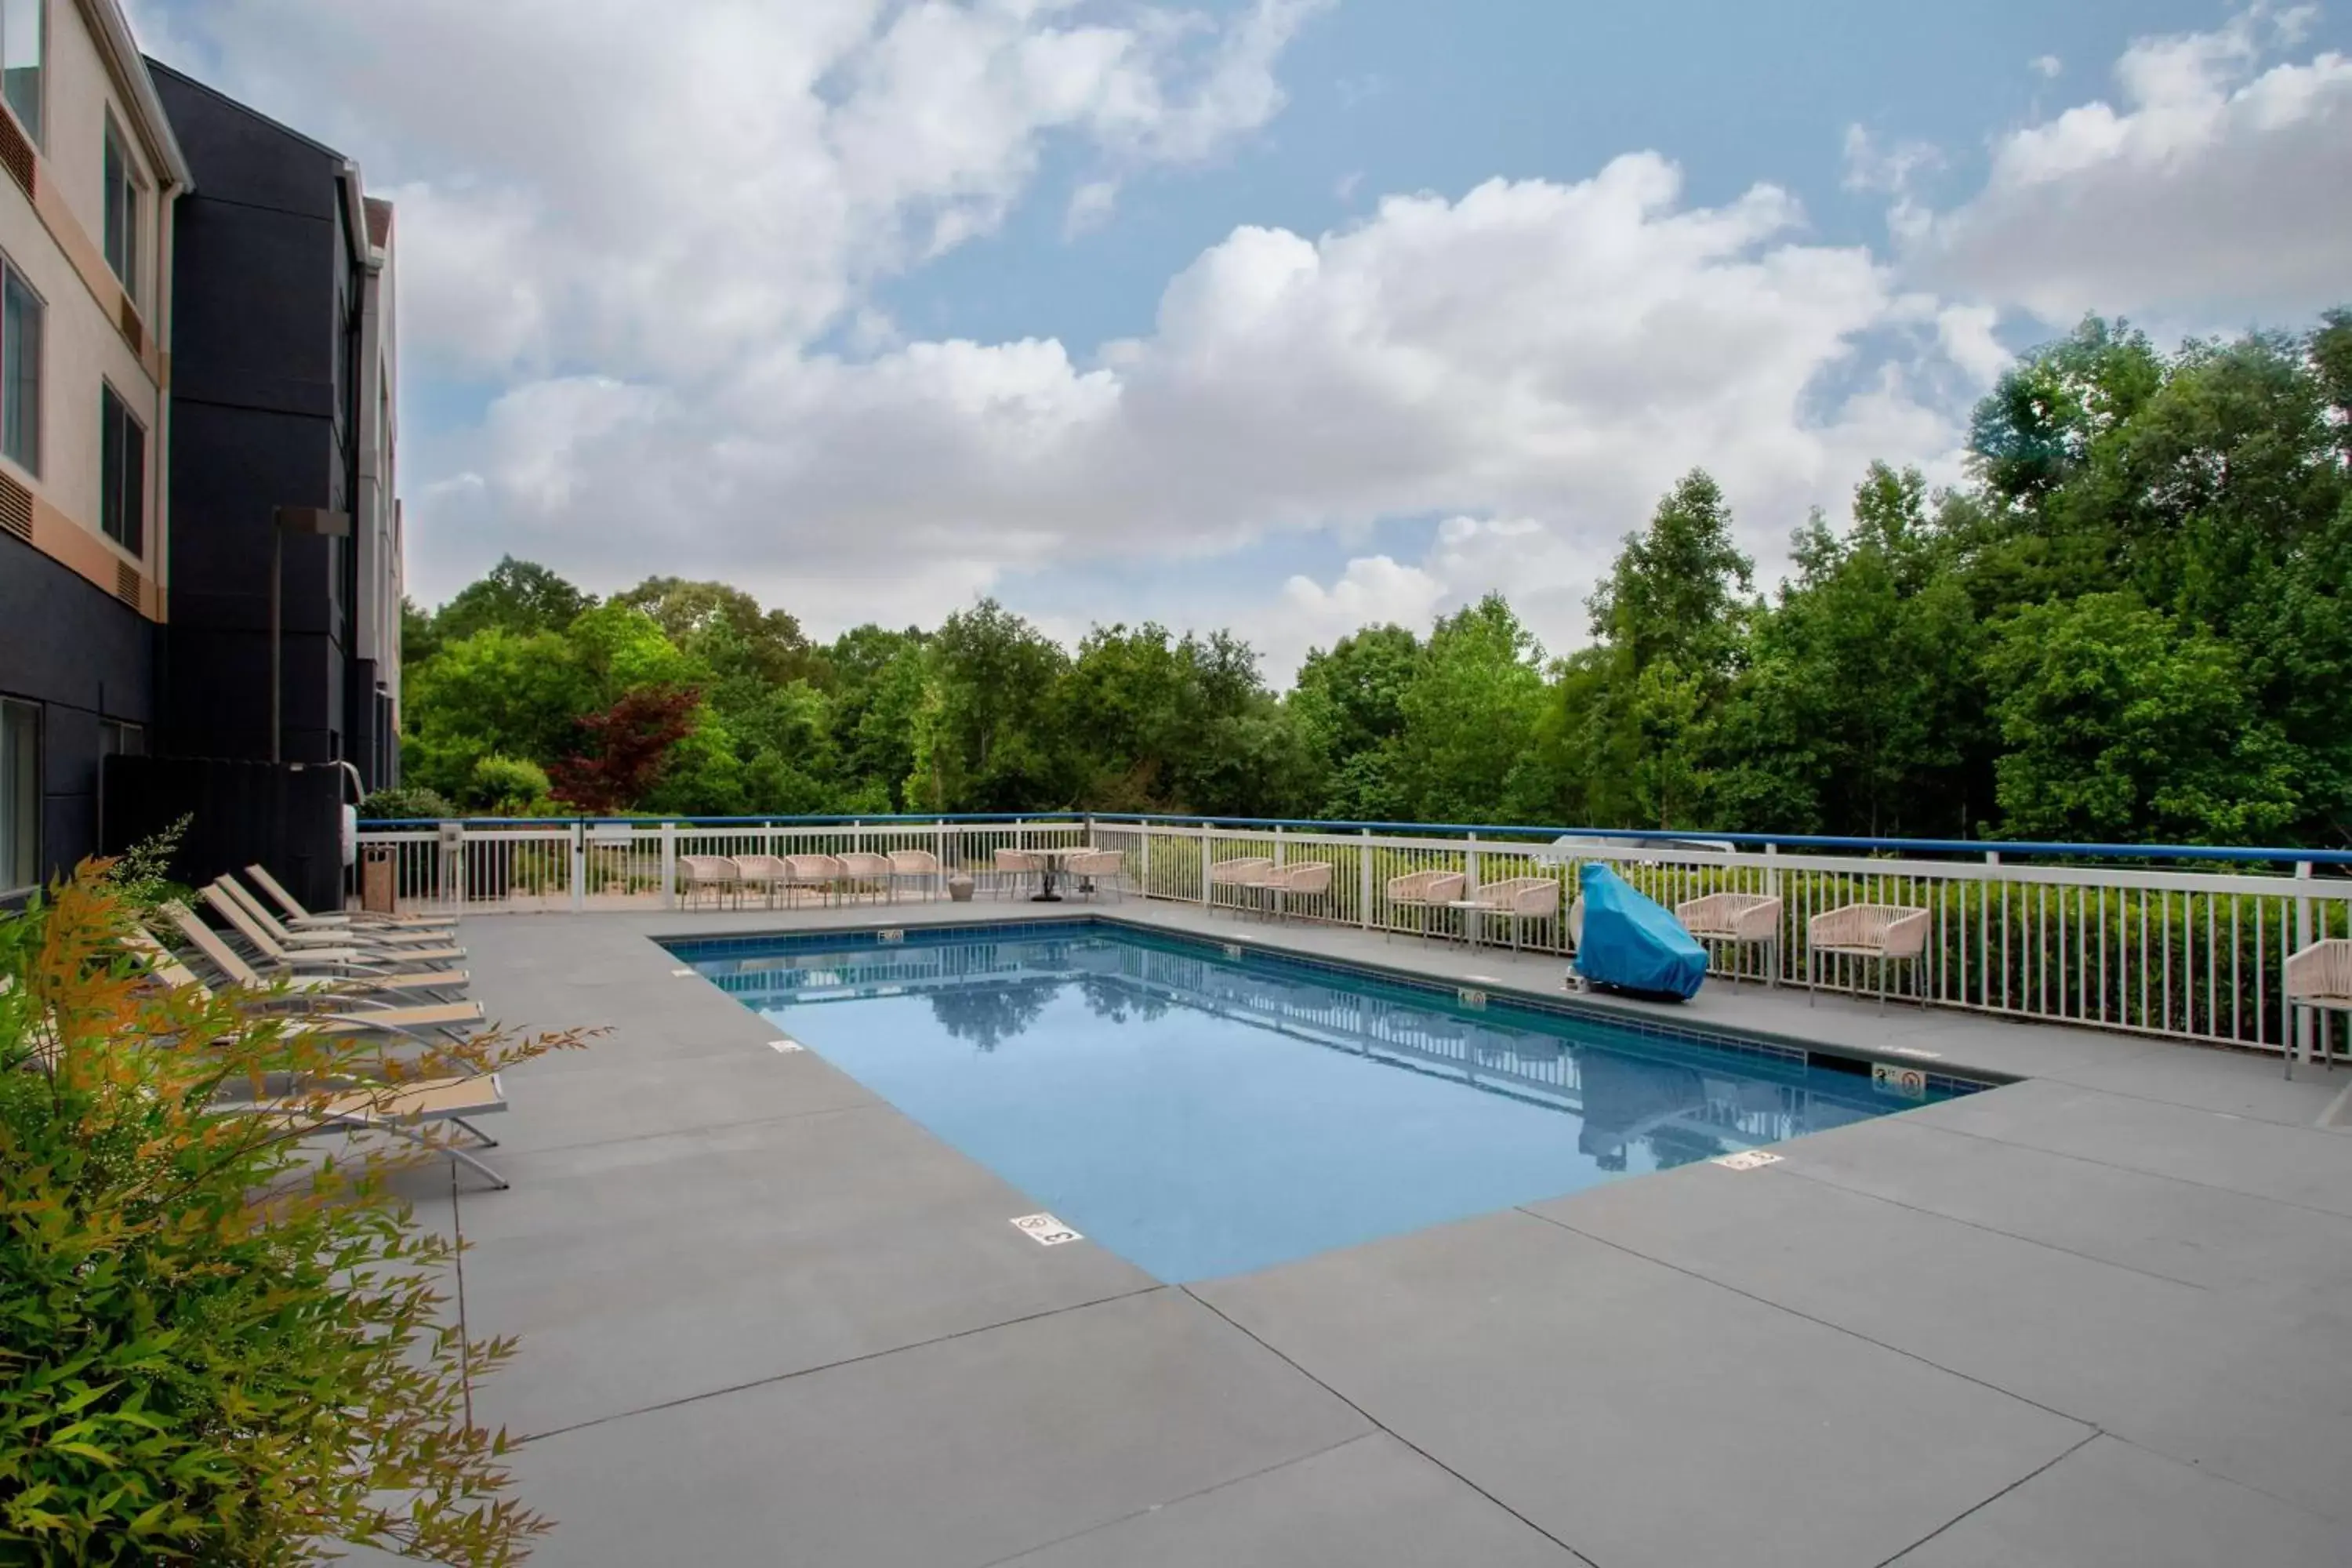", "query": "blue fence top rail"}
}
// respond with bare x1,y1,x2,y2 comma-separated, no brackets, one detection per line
354,811,2352,869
